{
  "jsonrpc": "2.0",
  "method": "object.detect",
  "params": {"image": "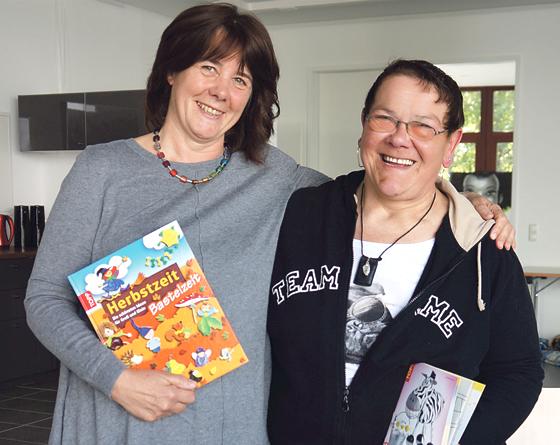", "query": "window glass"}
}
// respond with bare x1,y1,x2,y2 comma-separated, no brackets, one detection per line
450,142,476,174
496,142,513,172
462,91,481,132
493,90,515,132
